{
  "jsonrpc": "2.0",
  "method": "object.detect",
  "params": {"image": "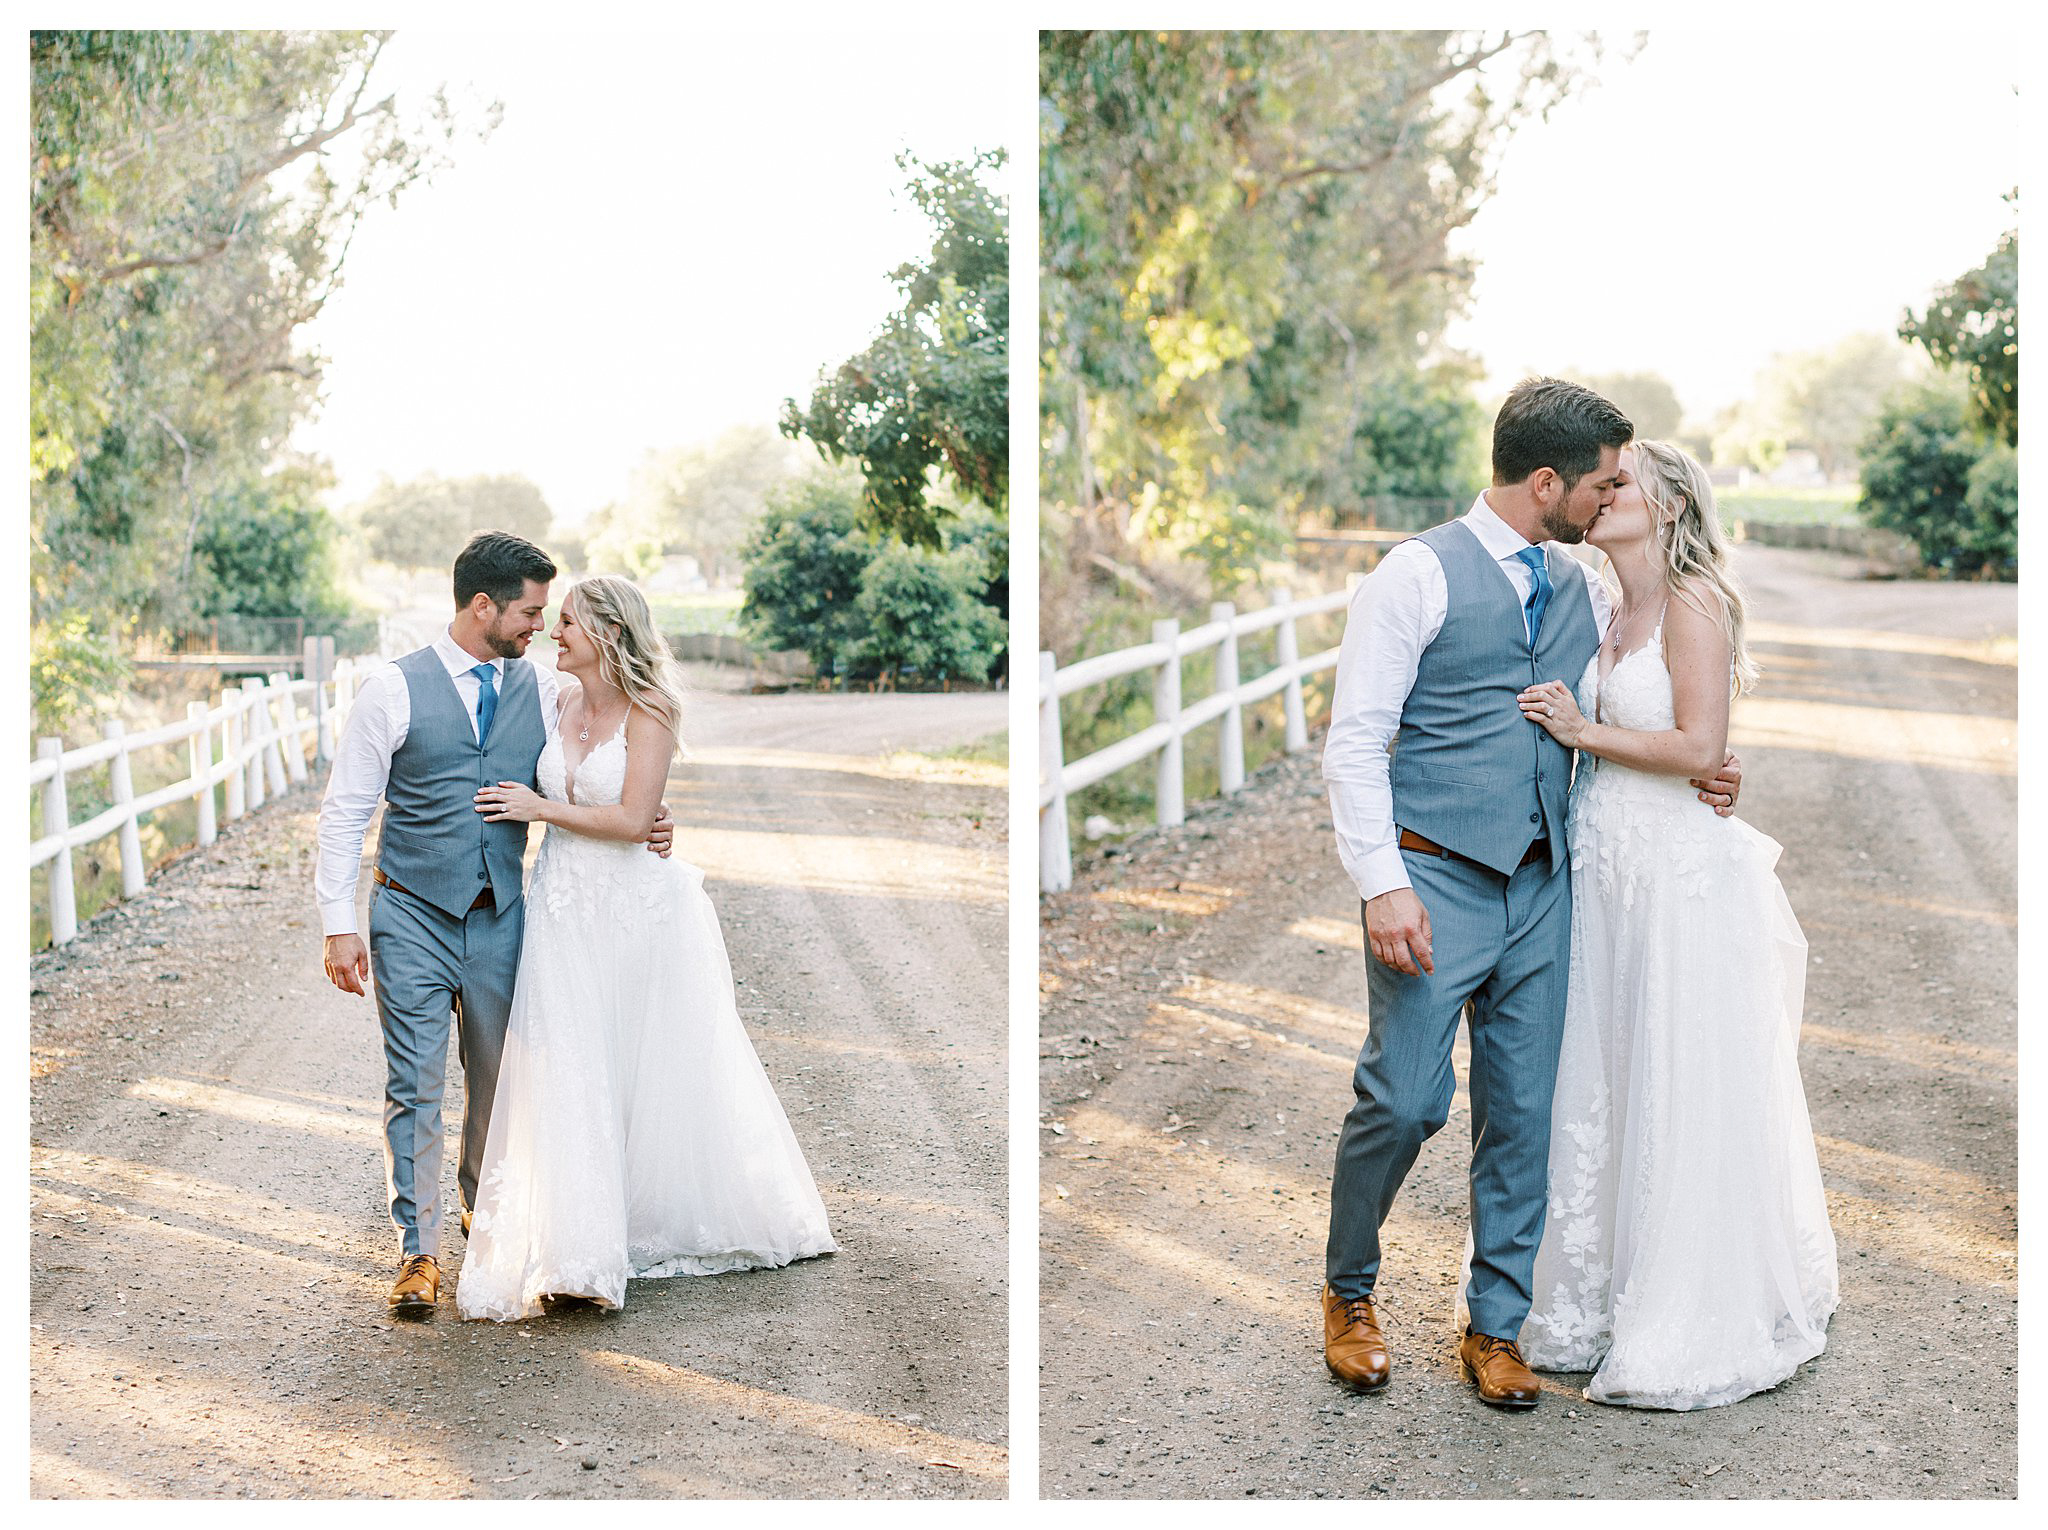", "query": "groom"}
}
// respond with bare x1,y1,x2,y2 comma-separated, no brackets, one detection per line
314,531,673,1316
1319,378,1741,1407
